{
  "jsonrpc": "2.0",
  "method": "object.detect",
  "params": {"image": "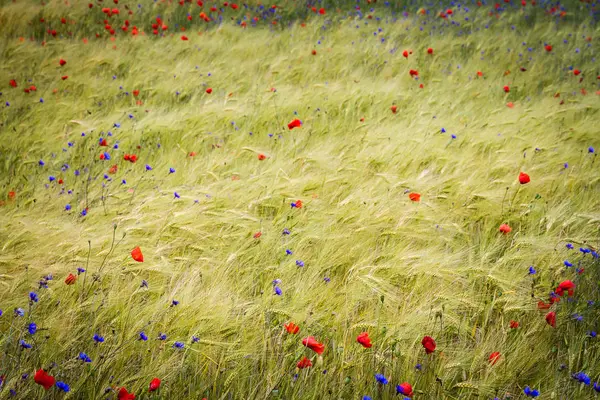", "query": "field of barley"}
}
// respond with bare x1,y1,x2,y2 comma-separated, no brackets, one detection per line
0,0,599,399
